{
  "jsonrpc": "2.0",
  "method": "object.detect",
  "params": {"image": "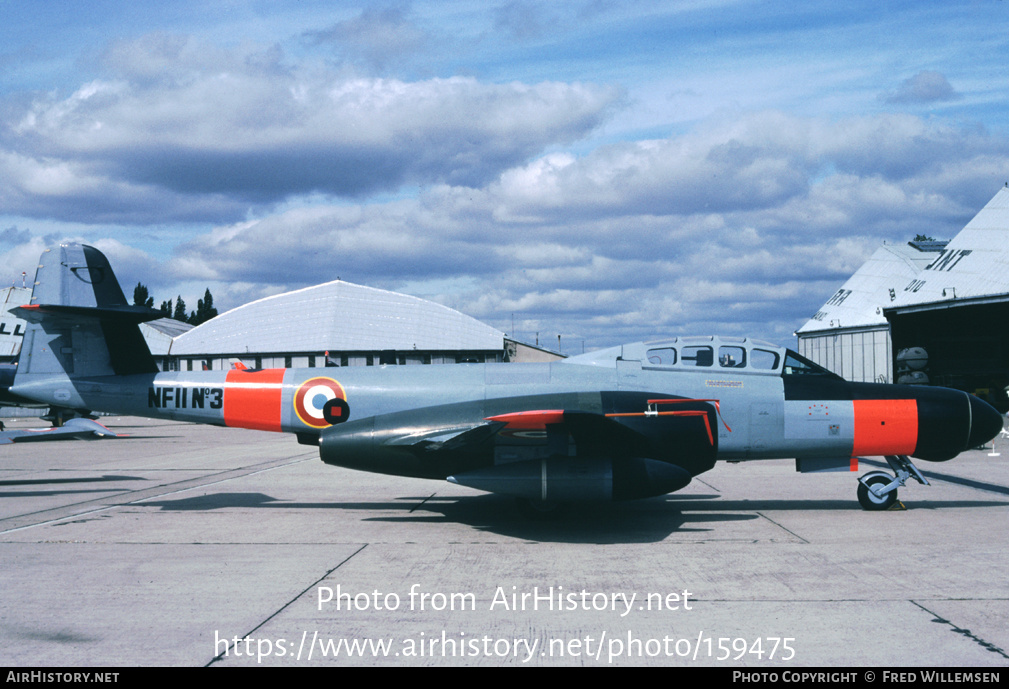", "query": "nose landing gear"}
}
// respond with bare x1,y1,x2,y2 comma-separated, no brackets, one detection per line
857,455,929,511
